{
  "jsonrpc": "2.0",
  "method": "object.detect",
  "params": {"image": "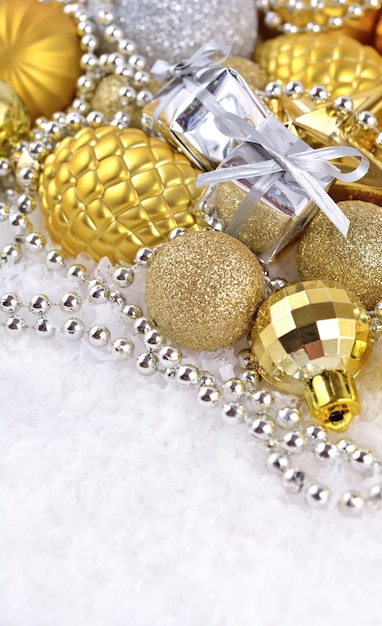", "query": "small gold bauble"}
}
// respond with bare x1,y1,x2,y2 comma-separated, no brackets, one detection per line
0,80,30,157
0,0,81,121
39,126,202,265
255,33,382,97
297,201,382,310
90,74,164,127
223,56,268,93
145,230,266,351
